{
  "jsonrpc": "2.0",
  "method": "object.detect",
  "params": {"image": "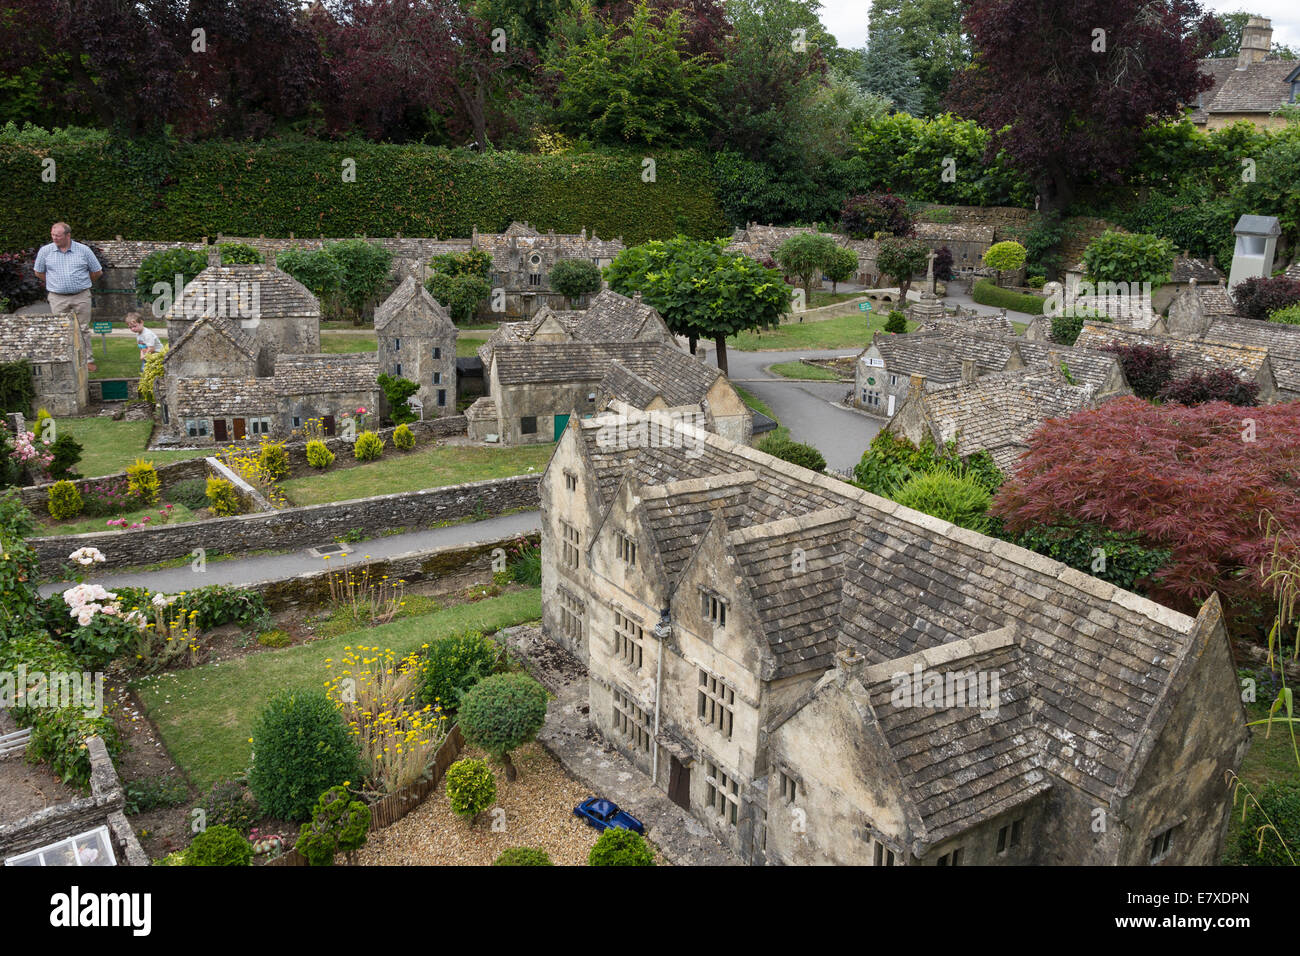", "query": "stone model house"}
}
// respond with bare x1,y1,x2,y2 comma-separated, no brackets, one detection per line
158,257,382,443
538,407,1249,865
374,276,458,416
0,313,90,416
911,221,995,274
471,221,624,319
1151,254,1227,313
471,340,750,446
853,327,1130,419
1188,18,1299,131
1073,321,1282,404
476,289,673,368
727,224,879,287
